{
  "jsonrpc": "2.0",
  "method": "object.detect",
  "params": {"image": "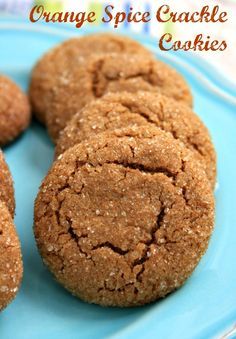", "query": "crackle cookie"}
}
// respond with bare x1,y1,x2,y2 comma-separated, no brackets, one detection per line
55,91,216,188
34,126,214,307
0,150,15,216
0,201,23,311
29,33,153,124
0,75,31,146
45,53,192,141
